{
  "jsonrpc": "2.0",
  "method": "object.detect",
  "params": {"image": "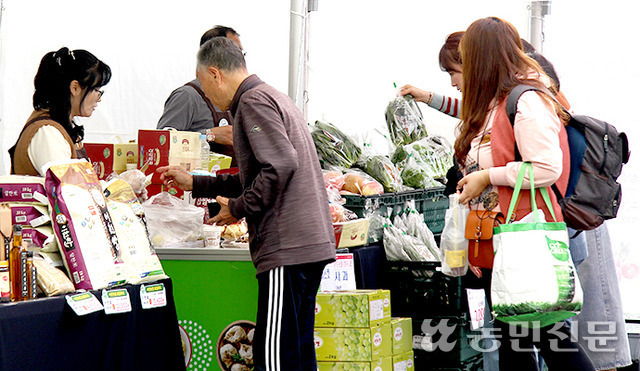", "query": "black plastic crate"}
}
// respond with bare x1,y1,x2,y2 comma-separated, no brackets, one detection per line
381,261,467,318
412,315,483,367
414,353,483,371
342,187,448,234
